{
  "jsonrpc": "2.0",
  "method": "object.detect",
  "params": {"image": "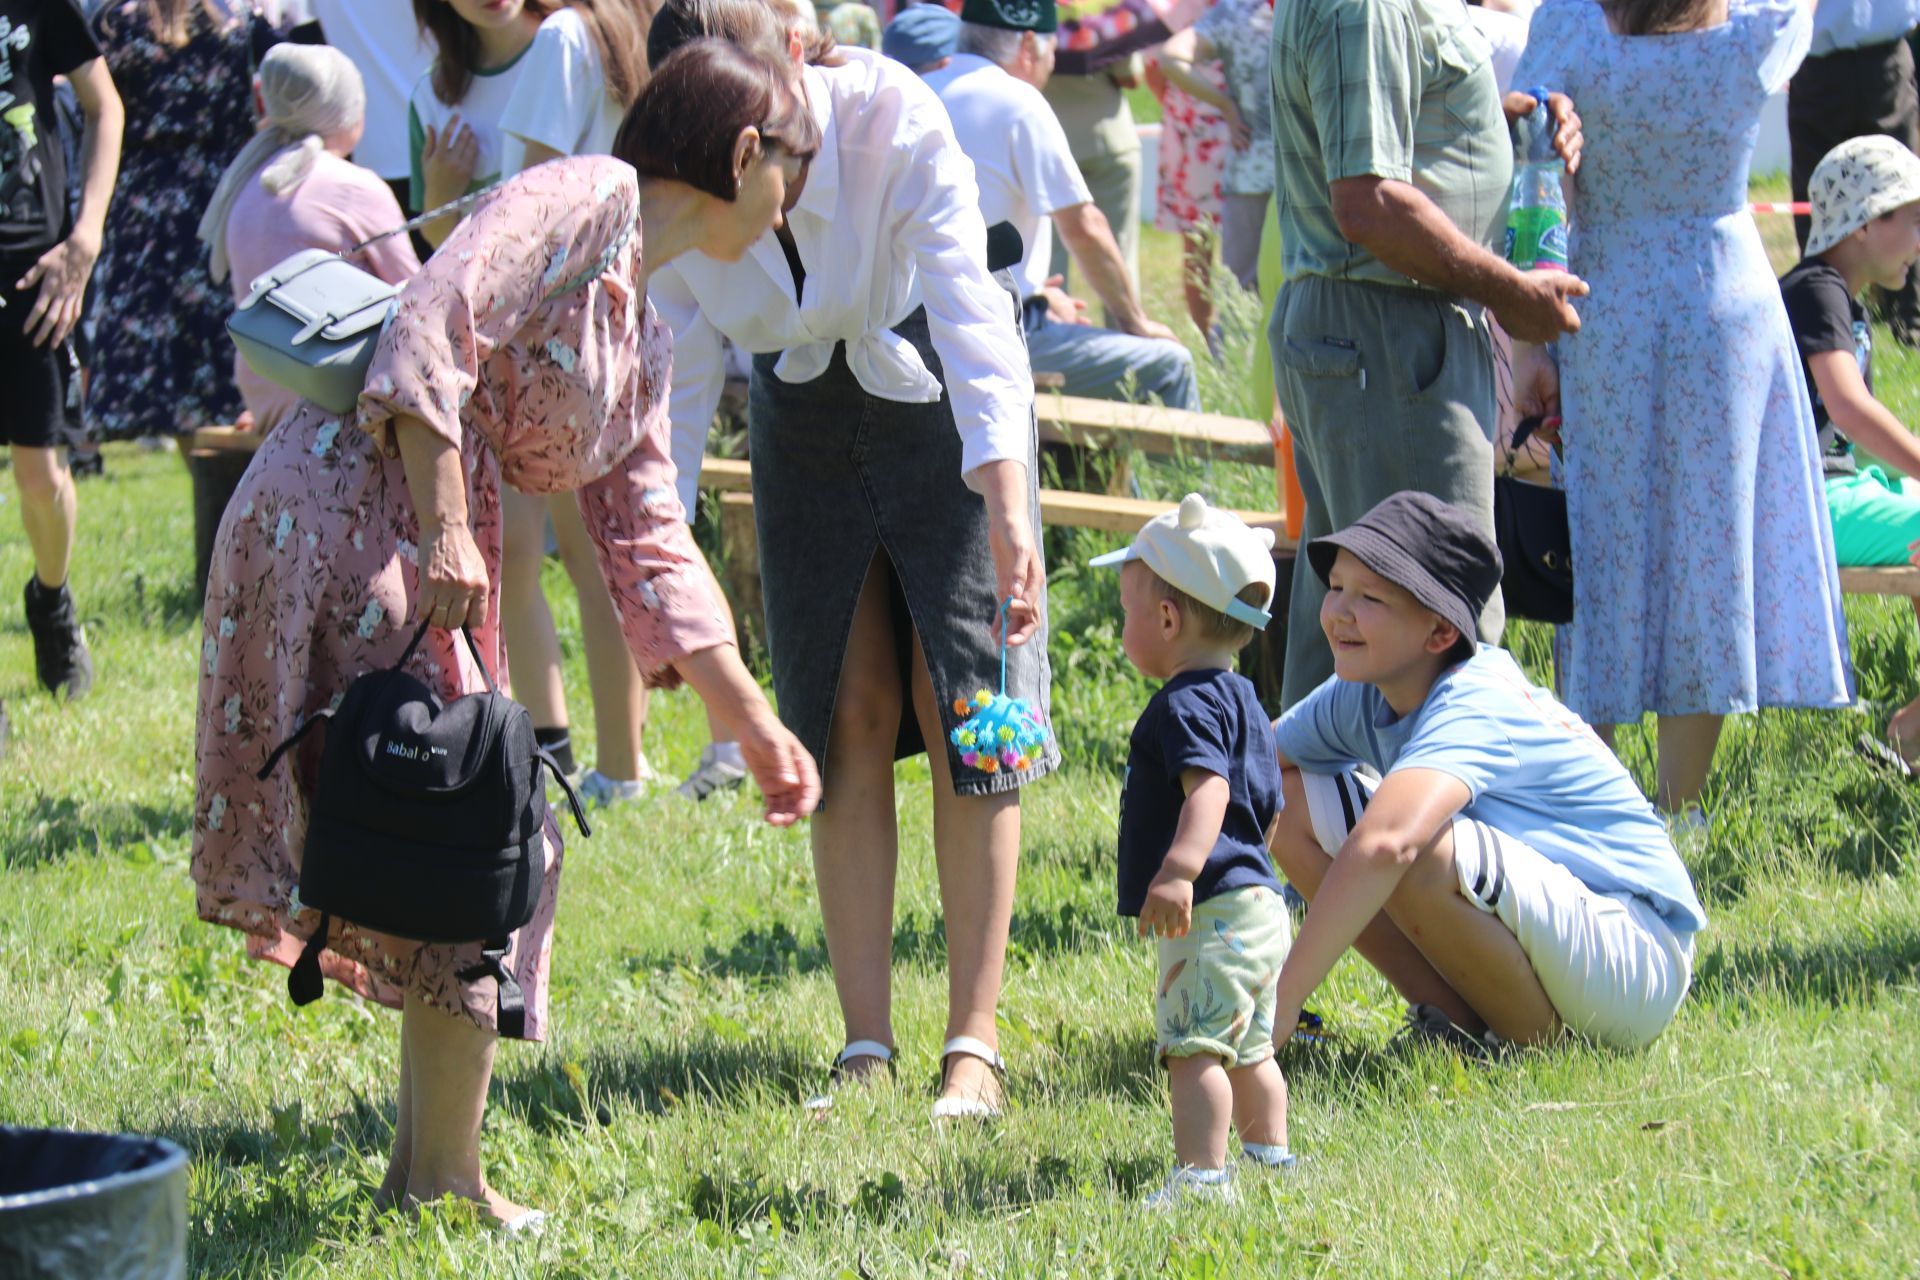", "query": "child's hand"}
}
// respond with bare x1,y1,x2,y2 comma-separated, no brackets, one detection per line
1137,870,1194,939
